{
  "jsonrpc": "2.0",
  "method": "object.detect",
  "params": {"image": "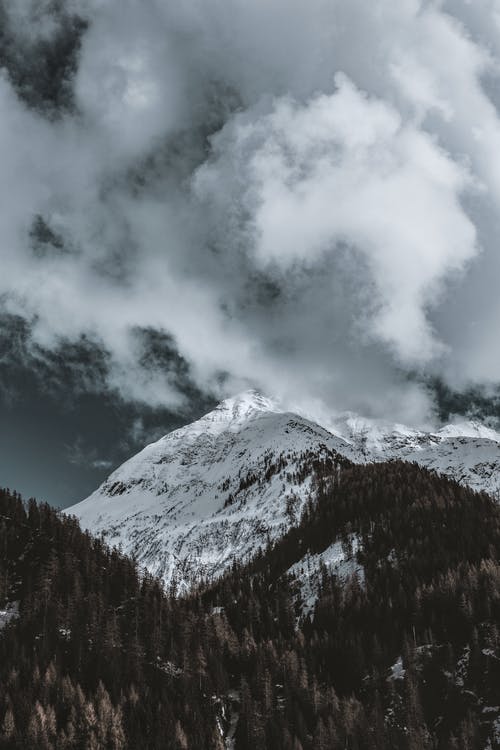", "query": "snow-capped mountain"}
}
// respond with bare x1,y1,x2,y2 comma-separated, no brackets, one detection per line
327,413,500,497
69,391,349,591
68,391,500,590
